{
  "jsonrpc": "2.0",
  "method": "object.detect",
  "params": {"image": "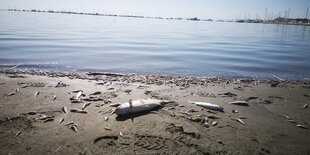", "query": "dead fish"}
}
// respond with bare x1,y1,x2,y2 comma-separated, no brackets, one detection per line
236,118,245,125
204,121,210,128
26,111,37,115
189,101,224,112
296,124,308,129
104,127,112,130
212,121,218,126
287,120,297,124
89,91,101,95
239,116,247,119
7,92,15,96
190,116,202,122
16,88,20,92
52,95,57,101
65,121,74,126
107,88,114,90
35,91,40,98
82,102,91,110
69,124,78,132
71,99,83,103
217,140,224,145
62,107,68,113
43,118,54,123
115,99,173,115
70,108,87,114
37,114,53,120
110,103,121,107
303,104,308,109
228,101,249,106
104,116,108,121
207,115,220,119
59,118,64,124
70,90,83,93
76,91,83,99
15,131,21,137
282,114,290,120
120,132,123,137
